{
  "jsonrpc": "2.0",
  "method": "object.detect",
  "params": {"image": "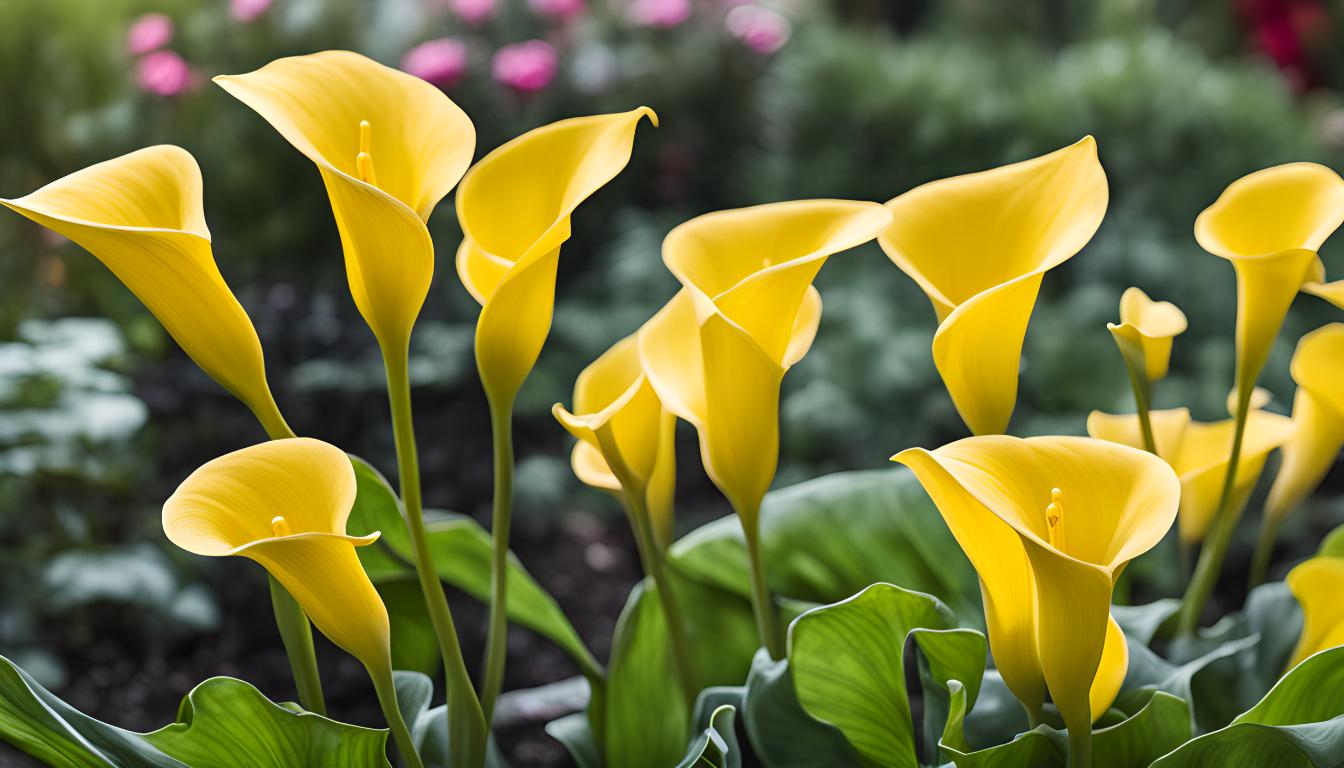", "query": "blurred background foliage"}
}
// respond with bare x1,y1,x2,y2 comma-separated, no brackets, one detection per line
4,0,1344,761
